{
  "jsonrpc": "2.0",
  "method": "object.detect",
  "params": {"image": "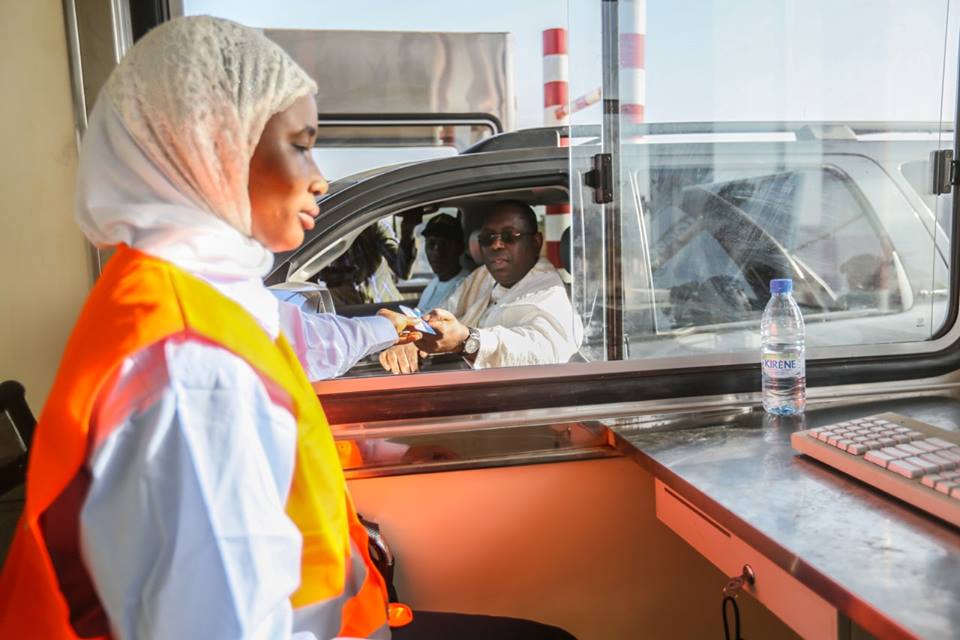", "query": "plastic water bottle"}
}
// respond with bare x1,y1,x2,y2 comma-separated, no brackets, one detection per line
761,278,806,415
